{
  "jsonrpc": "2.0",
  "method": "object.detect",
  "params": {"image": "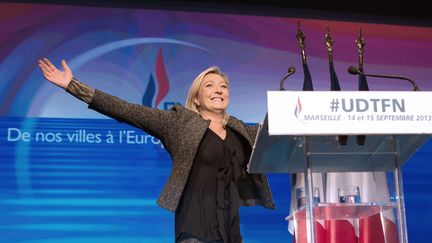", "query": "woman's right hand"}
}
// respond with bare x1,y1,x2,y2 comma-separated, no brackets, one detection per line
38,58,73,89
